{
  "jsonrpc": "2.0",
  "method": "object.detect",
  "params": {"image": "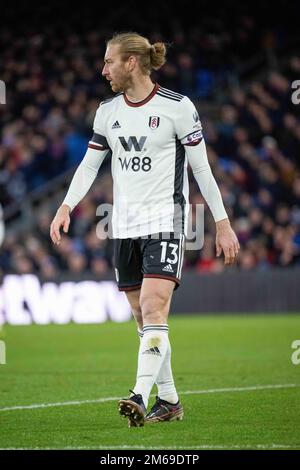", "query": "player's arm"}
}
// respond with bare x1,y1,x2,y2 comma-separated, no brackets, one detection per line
50,102,110,245
184,137,239,264
50,136,110,245
175,97,239,264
